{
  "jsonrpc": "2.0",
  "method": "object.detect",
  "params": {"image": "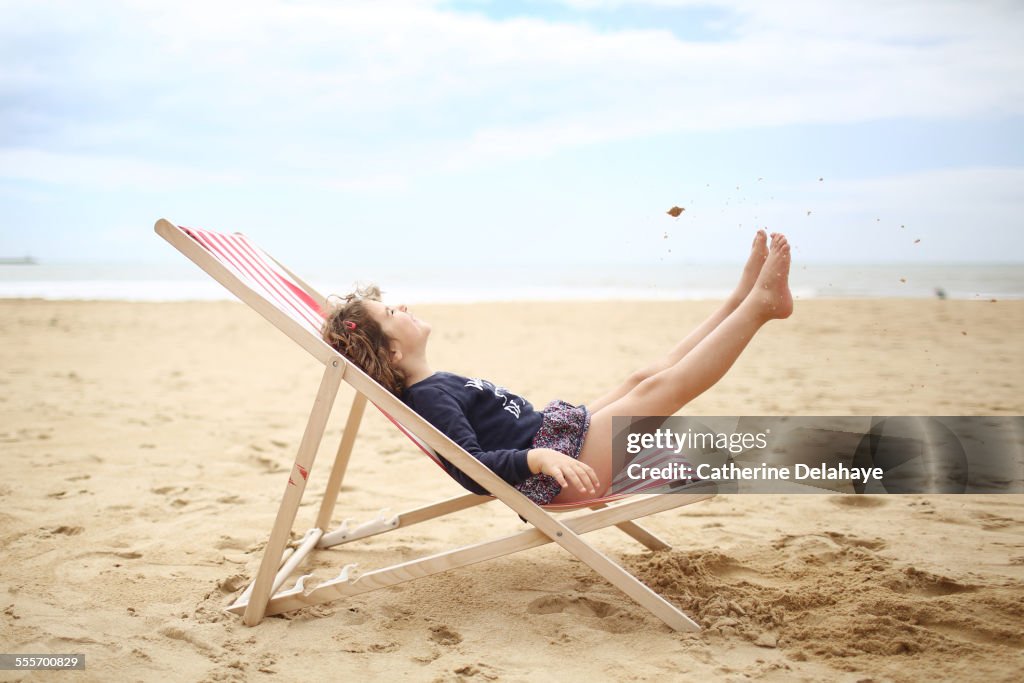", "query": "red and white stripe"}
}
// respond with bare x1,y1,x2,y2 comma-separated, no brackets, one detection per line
182,226,324,334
